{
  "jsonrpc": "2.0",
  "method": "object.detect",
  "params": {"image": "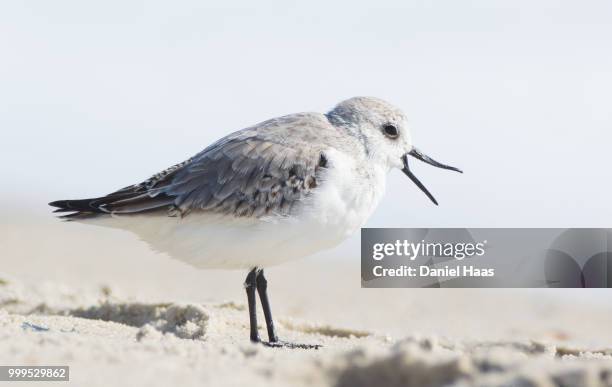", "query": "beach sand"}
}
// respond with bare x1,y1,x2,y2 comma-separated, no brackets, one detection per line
1,215,612,387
